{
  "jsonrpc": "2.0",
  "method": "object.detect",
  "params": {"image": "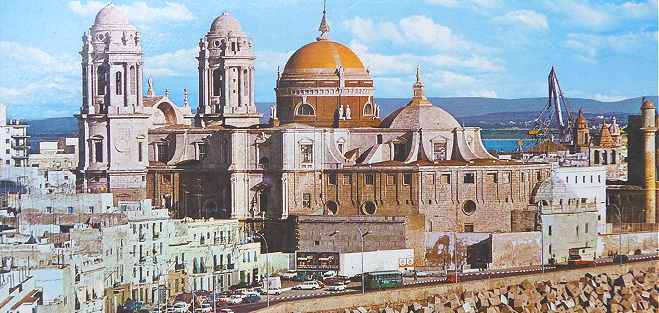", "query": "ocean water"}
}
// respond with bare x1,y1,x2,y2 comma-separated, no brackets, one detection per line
482,139,534,153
